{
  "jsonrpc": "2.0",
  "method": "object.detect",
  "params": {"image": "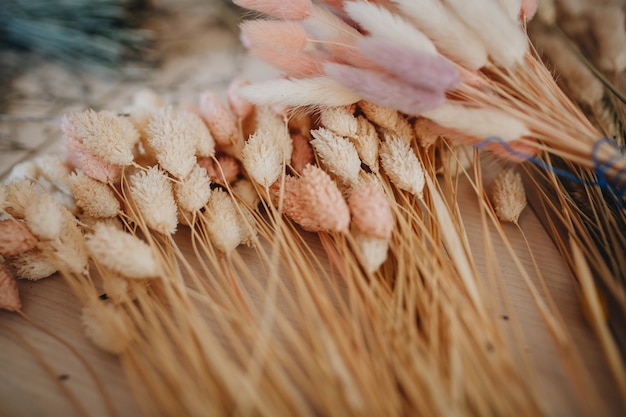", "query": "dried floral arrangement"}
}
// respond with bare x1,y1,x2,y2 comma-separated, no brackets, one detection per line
1,0,625,416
